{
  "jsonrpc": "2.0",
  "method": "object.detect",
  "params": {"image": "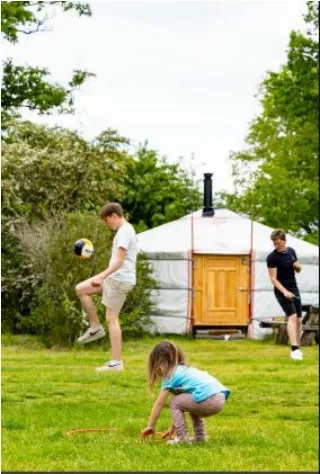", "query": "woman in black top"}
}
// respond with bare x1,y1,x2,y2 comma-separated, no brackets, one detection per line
266,229,303,361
